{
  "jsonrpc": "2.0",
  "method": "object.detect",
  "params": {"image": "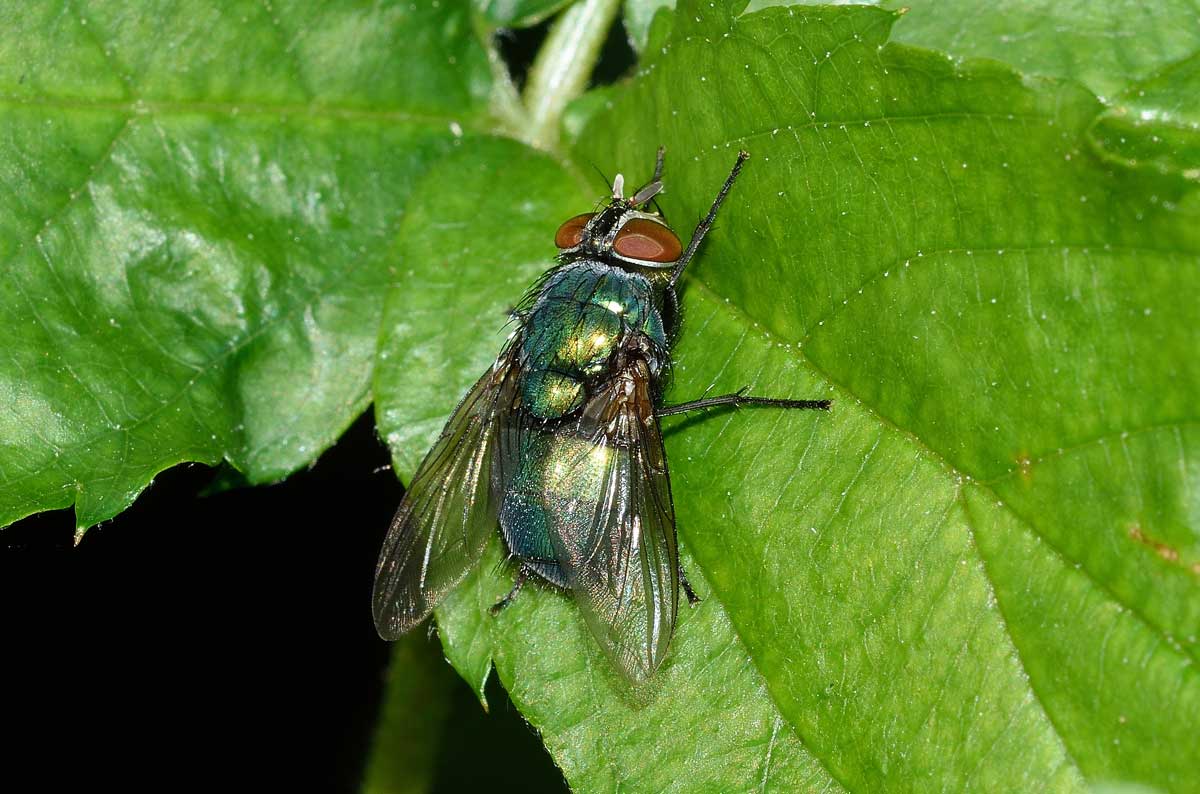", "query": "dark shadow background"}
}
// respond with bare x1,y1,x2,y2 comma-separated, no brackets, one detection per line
4,413,566,792
3,14,638,794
